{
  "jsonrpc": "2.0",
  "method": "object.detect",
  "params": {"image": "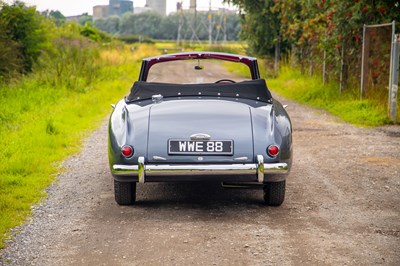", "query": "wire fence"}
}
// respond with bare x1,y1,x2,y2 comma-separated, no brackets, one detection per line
288,21,399,122
361,21,399,122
